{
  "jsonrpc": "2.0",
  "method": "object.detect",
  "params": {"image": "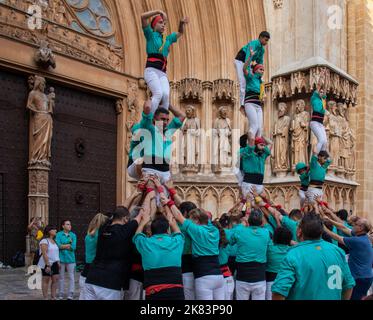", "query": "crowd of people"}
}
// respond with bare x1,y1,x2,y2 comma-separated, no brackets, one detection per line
31,10,373,301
